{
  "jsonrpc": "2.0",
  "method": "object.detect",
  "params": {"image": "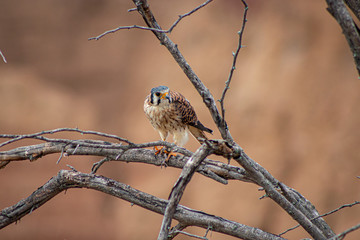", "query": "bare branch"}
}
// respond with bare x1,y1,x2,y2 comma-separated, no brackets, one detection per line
316,201,360,219
0,50,6,63
0,136,252,184
232,150,333,240
0,170,285,240
89,25,165,41
88,0,213,41
172,230,208,240
326,0,360,76
329,223,360,240
344,0,360,21
167,0,213,34
168,223,188,239
158,144,212,240
279,201,360,236
0,127,133,148
219,0,248,120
